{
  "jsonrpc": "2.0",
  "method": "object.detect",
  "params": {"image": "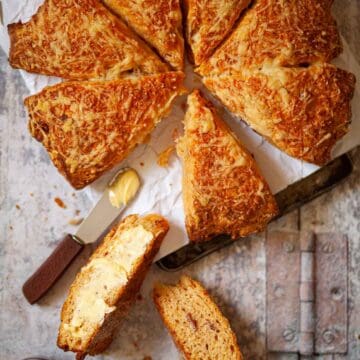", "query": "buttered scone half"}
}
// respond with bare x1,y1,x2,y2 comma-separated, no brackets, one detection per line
25,72,186,189
203,64,355,165
153,275,243,360
184,0,251,65
8,0,168,80
177,90,278,243
103,0,184,70
58,214,169,359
